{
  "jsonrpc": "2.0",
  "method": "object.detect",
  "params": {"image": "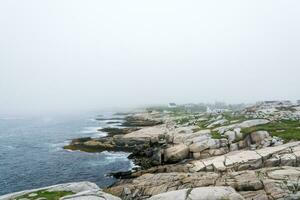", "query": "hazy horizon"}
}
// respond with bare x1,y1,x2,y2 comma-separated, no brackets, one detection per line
1,0,300,115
